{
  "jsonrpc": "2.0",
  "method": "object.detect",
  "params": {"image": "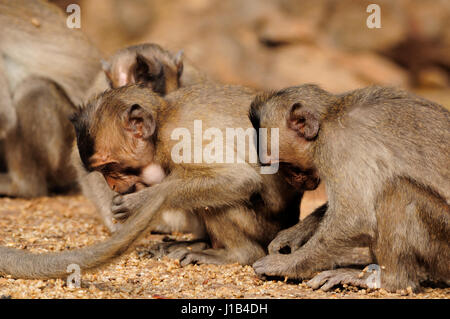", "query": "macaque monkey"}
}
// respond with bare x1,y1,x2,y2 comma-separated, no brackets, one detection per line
0,0,101,138
0,76,77,197
0,0,203,195
77,44,207,233
0,83,299,279
86,43,207,99
250,84,449,292
0,0,206,238
71,83,307,266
